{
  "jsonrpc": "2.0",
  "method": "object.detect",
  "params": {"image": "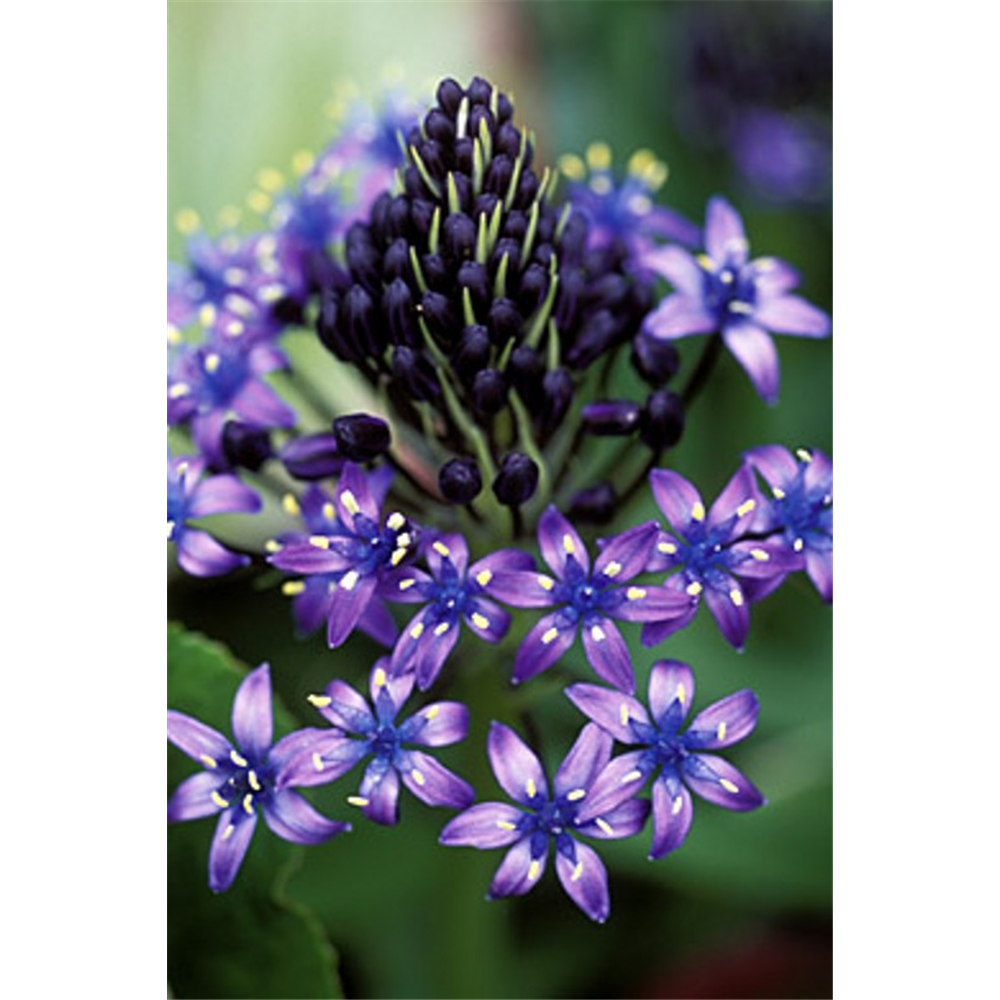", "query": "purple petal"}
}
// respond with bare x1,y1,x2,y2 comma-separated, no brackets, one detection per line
640,595,698,647
370,658,413,708
232,379,296,428
398,750,475,809
643,529,686,574
642,245,704,296
748,257,800,297
642,293,716,340
271,730,366,788
722,321,780,405
581,617,635,693
803,448,833,495
753,293,831,337
462,597,511,644
488,837,546,898
398,700,469,747
685,690,760,749
728,539,804,579
479,569,557,609
439,802,526,848
553,723,614,799
379,566,434,604
537,505,589,577
175,528,249,578
414,618,461,691
487,722,548,807
326,573,378,648
469,548,537,581
683,754,765,811
649,469,703,534
231,663,272,761
564,684,647,744
609,583,695,624
425,532,469,578
648,660,695,726
208,809,257,893
313,679,375,734
556,840,610,923
743,444,797,487
649,777,694,859
167,771,226,822
263,789,351,845
512,612,578,685
356,596,399,647
703,578,751,650
806,548,833,602
575,749,651,824
594,521,660,581
704,195,749,265
167,710,232,764
335,463,379,531
188,475,262,519
267,542,352,575
575,796,651,841
358,759,401,825
708,464,760,530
